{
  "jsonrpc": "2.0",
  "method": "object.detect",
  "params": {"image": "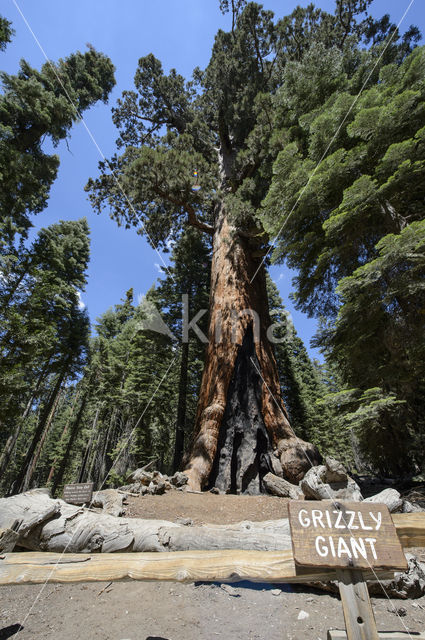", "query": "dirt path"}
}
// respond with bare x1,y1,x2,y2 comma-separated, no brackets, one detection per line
1,493,424,640
124,492,290,524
